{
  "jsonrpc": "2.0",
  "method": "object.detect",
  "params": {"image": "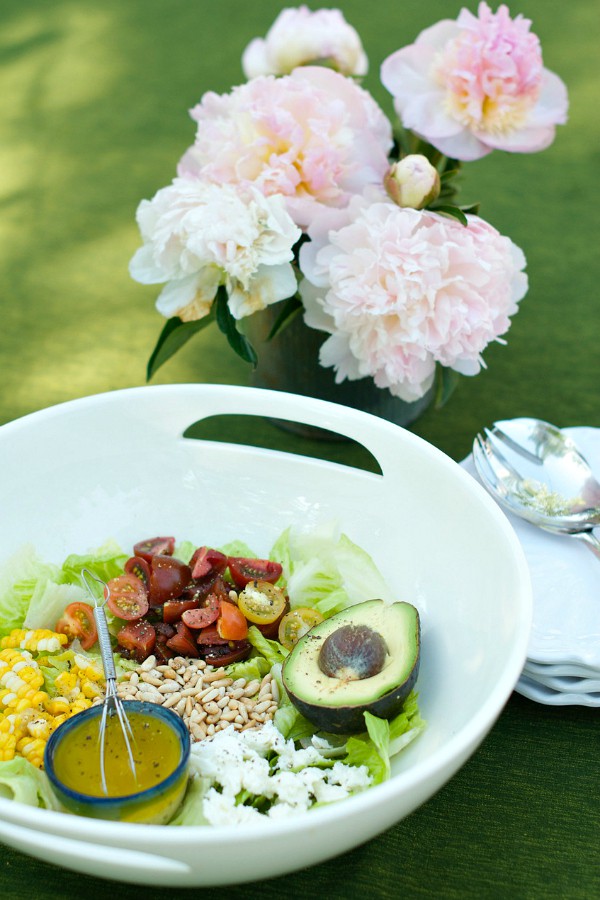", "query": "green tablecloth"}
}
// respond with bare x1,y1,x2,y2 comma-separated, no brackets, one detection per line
1,1,598,897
